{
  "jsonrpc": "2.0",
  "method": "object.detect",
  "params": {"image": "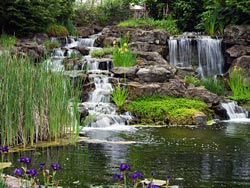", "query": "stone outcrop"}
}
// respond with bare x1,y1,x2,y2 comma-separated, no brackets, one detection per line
15,40,46,61
126,79,220,106
223,25,250,74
